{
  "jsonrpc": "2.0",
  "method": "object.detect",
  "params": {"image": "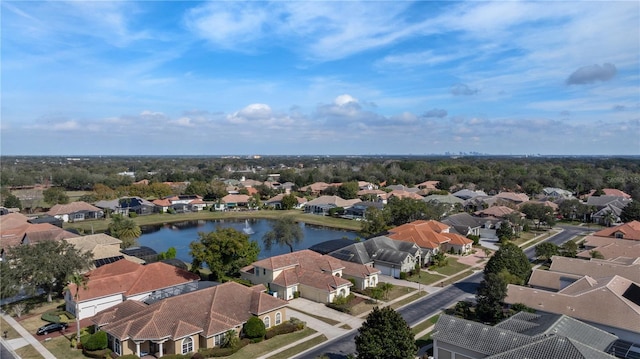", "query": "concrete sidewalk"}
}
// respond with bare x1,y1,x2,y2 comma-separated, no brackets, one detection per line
2,313,57,359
